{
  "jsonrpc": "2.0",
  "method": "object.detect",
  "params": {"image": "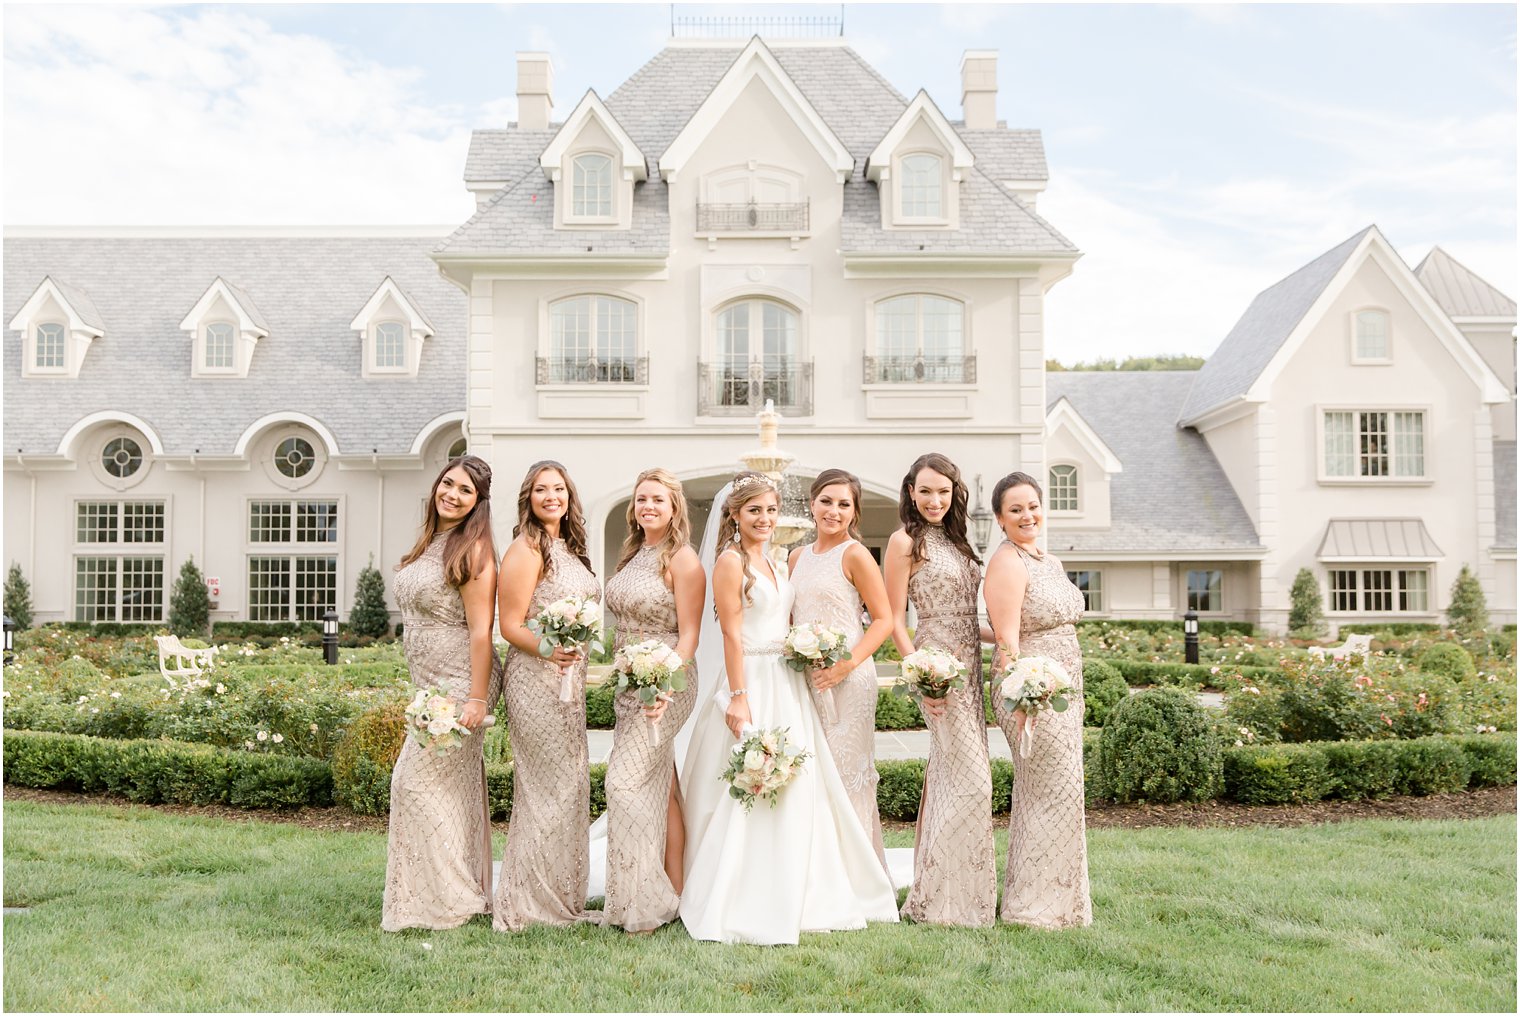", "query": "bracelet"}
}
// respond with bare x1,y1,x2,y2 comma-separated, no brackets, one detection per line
467,697,487,705
729,687,748,697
